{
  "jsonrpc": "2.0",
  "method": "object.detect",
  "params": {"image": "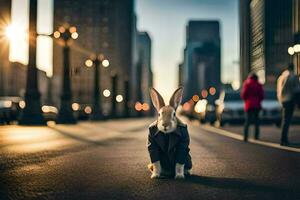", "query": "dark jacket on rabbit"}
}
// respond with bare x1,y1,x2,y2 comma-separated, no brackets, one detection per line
147,120,192,173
